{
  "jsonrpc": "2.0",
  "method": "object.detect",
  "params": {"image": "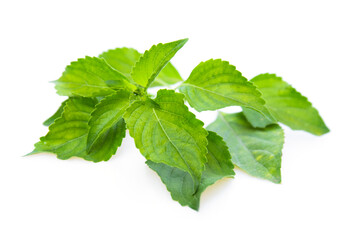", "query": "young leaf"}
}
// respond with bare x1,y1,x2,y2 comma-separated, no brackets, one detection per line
100,48,182,87
146,131,235,210
243,74,329,135
43,99,69,126
54,56,136,97
131,39,188,88
31,97,126,162
207,112,284,183
241,108,276,128
178,59,275,121
87,89,130,153
100,48,141,80
123,89,208,184
151,62,183,87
